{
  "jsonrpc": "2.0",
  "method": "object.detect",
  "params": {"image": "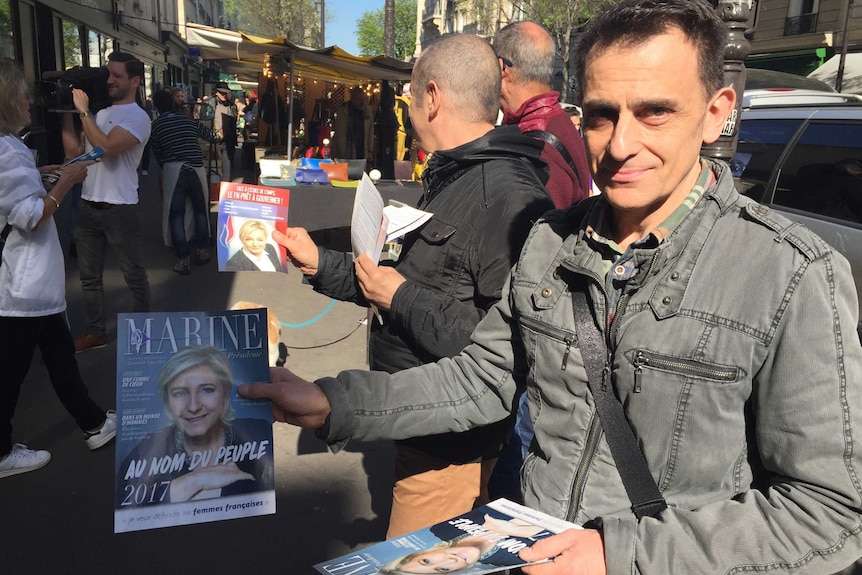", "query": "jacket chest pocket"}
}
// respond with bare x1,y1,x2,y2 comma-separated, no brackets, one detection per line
621,348,749,495
411,219,464,286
